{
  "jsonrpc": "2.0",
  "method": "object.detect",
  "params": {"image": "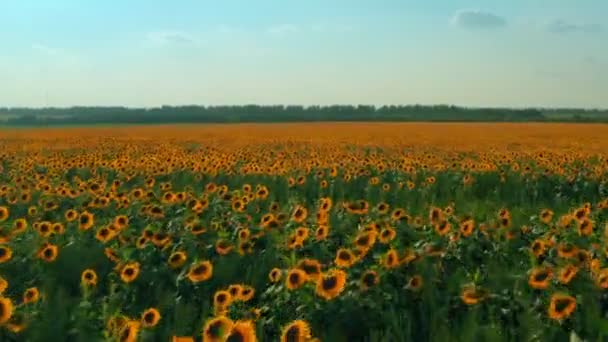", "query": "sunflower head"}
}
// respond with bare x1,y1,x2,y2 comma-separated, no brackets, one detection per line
141,308,161,328
203,316,234,342
316,269,347,300
286,269,308,290
281,320,312,342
